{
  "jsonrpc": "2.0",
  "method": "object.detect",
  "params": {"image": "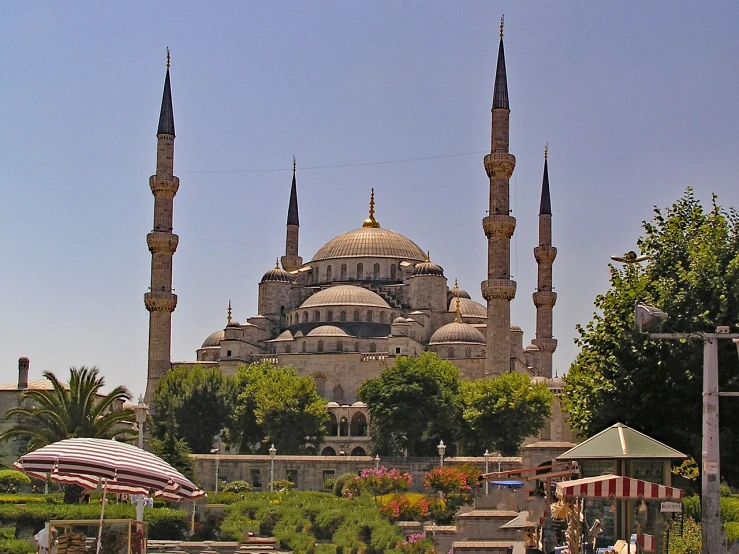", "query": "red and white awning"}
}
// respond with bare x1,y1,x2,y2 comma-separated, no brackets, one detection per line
555,474,683,500
14,437,206,500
